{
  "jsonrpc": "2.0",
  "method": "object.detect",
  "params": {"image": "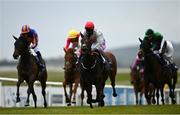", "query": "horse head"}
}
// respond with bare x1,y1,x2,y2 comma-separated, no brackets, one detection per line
80,43,100,70
139,38,153,57
63,48,77,71
13,36,30,59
